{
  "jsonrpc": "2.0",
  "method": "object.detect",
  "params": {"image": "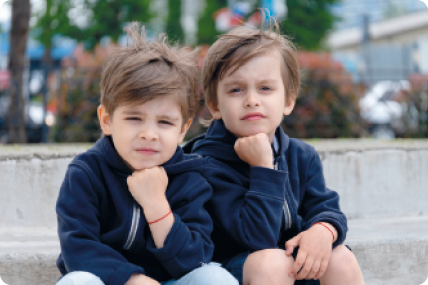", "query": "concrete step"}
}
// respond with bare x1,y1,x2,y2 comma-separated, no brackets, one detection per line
0,228,60,285
1,216,427,285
